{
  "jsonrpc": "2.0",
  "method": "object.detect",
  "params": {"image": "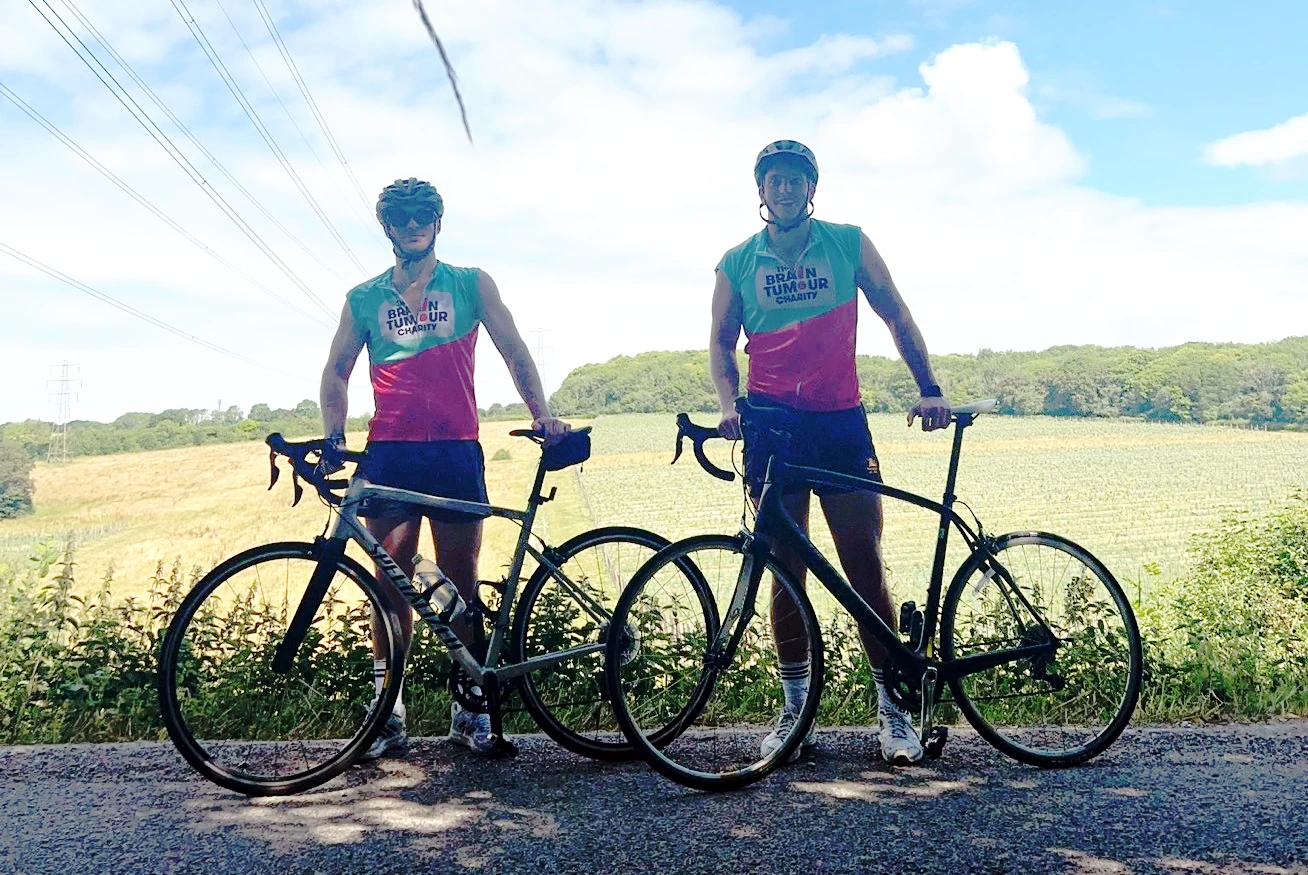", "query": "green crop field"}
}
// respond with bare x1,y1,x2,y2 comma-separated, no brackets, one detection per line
576,412,1308,607
3,412,1306,608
